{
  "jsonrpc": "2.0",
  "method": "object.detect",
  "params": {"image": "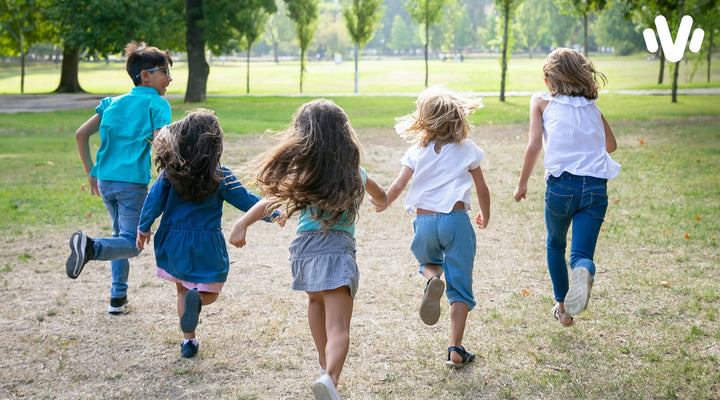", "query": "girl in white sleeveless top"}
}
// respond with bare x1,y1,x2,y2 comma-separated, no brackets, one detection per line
513,48,620,326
